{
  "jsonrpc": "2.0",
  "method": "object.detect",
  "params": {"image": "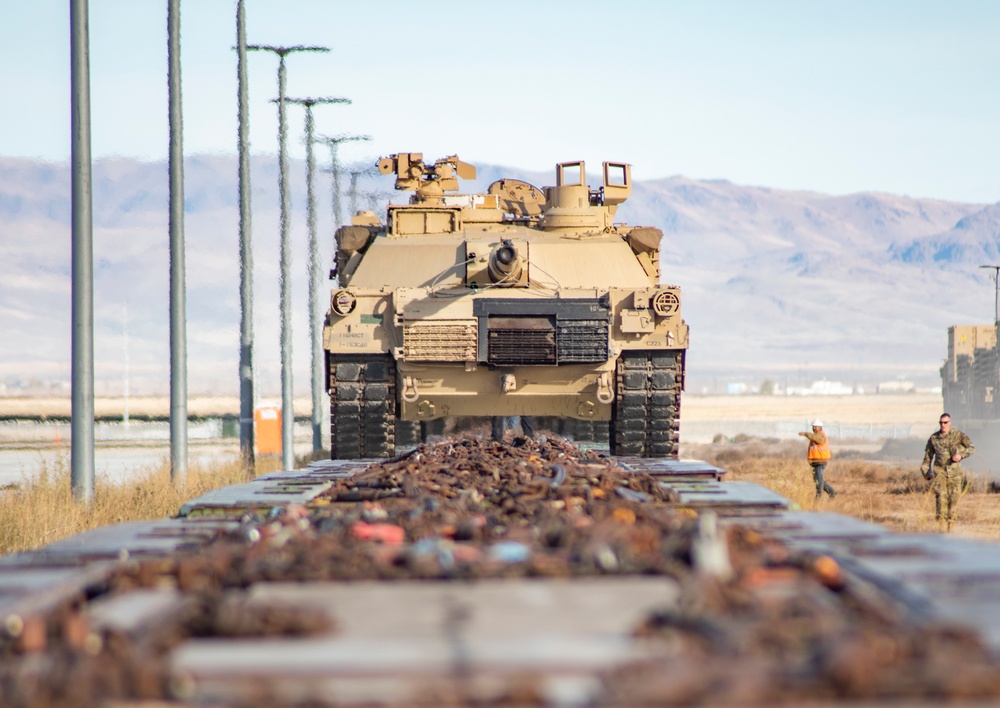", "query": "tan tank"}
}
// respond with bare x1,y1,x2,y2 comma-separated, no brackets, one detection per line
941,323,999,419
323,153,689,458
